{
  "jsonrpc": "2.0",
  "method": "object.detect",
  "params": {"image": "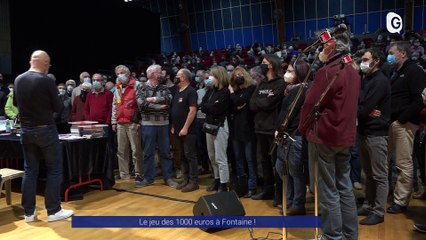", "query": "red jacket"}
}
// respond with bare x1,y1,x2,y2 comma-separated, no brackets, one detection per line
111,78,139,124
299,54,360,147
84,89,113,124
70,96,86,122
